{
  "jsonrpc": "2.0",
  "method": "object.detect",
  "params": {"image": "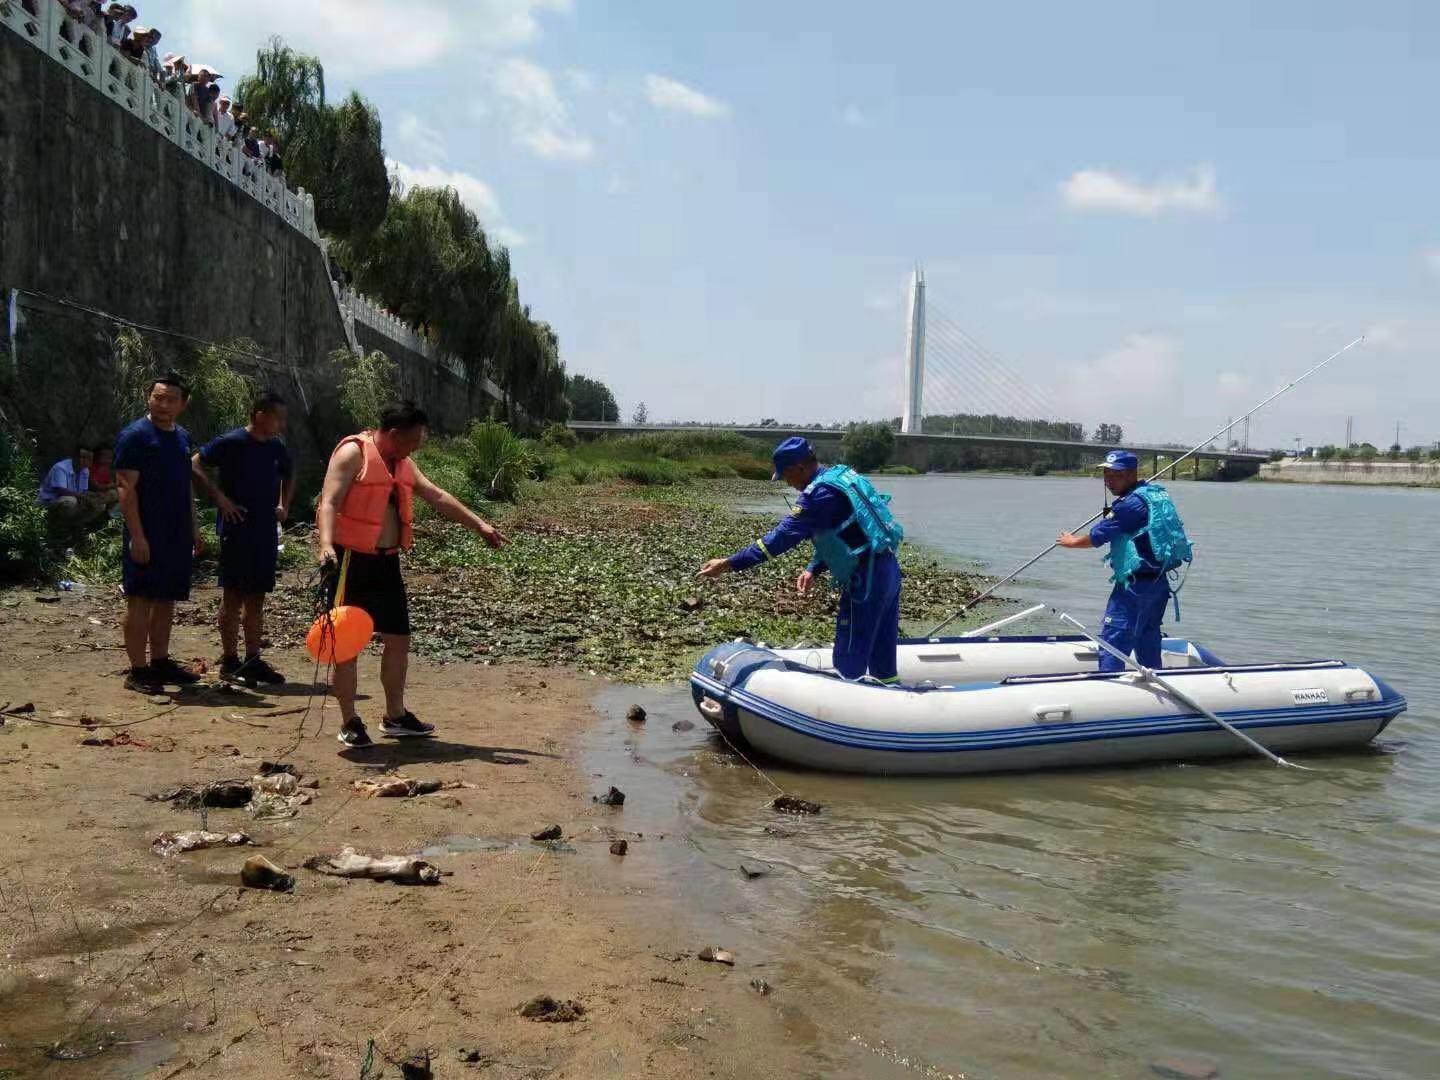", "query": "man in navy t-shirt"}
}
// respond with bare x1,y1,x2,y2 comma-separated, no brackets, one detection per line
115,372,203,694
192,392,294,686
